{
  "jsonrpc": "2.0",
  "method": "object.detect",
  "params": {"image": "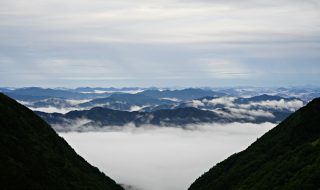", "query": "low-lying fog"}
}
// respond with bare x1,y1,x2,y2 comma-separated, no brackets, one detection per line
60,122,275,190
